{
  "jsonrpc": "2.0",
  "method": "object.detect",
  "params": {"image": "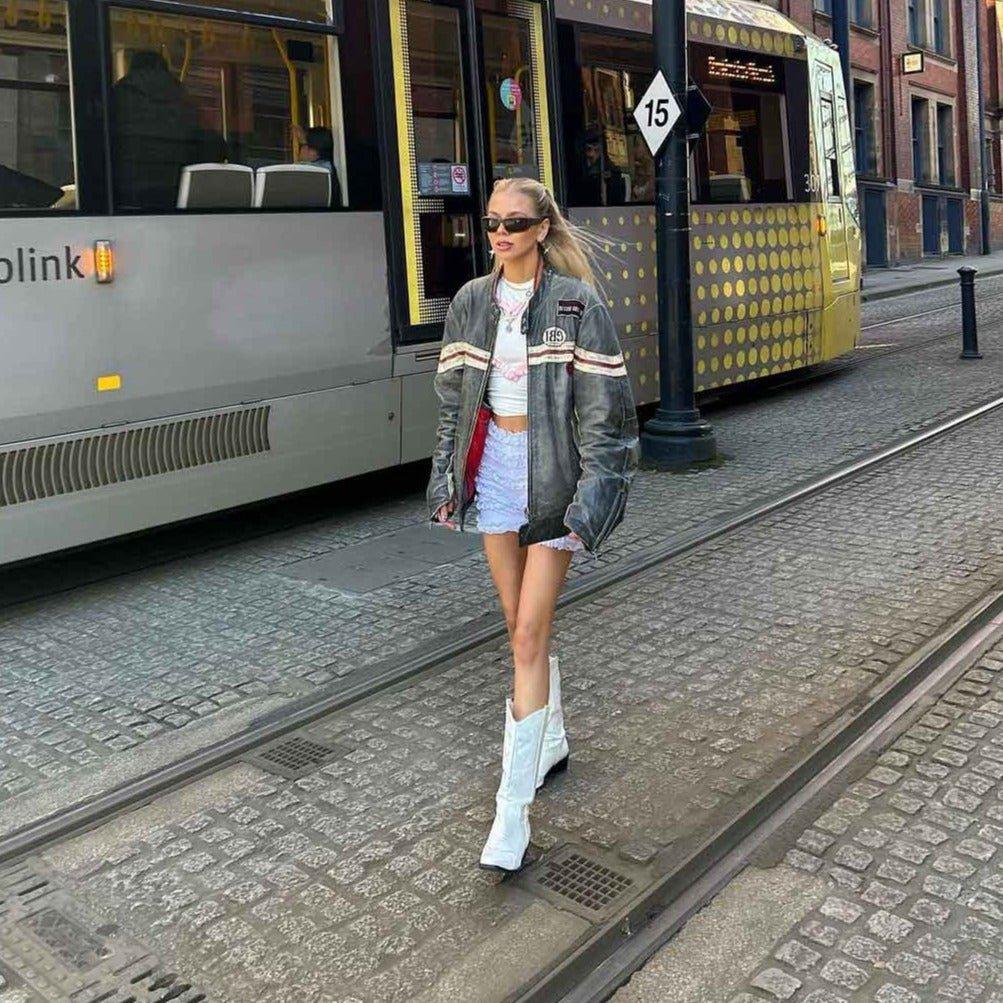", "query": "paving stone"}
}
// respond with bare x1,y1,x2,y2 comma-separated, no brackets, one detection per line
751,968,802,999
774,940,821,972
818,958,870,991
